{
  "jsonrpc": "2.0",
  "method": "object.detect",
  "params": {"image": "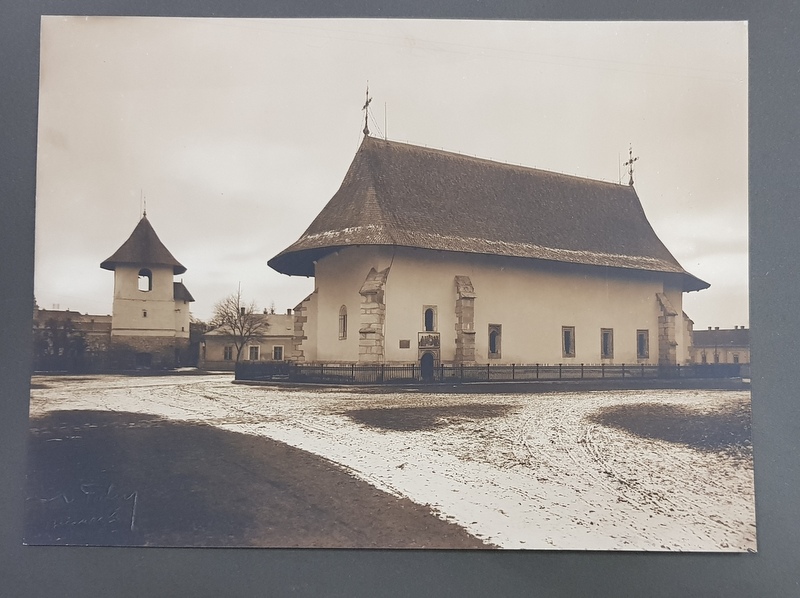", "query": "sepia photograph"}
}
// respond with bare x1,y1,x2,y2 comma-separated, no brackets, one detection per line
26,17,751,551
